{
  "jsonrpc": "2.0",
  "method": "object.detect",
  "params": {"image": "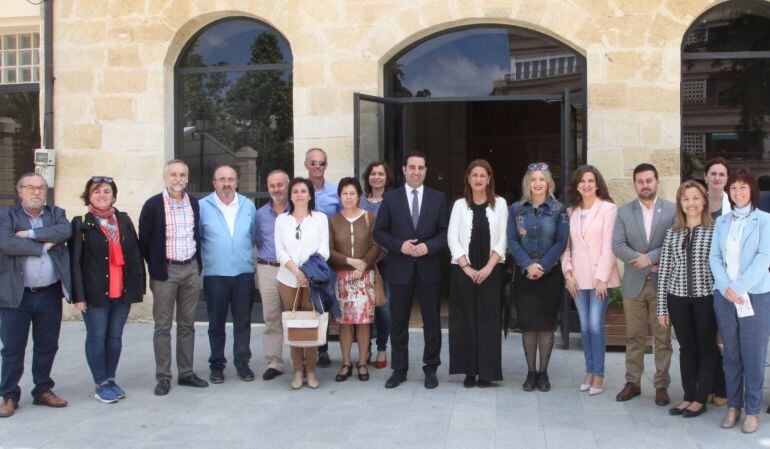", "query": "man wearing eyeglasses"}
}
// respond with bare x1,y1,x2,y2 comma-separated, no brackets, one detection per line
199,165,258,384
304,147,340,367
613,163,676,406
139,159,208,396
0,173,72,417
